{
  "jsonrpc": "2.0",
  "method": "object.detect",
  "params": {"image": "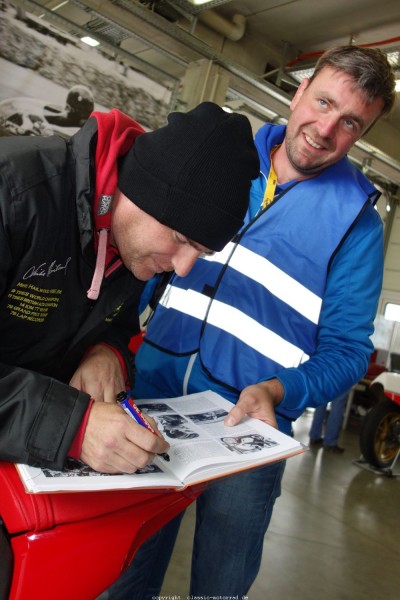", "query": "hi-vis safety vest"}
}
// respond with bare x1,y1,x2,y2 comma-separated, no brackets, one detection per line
144,153,379,394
